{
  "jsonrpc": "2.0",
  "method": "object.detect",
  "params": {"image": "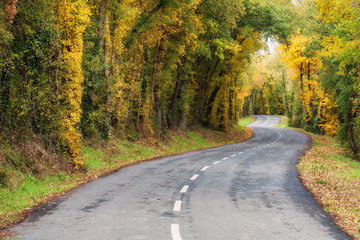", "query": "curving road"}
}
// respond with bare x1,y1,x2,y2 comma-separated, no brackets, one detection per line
5,115,350,239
